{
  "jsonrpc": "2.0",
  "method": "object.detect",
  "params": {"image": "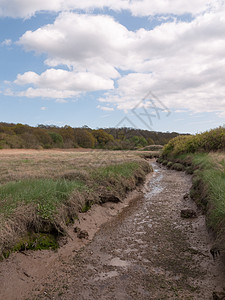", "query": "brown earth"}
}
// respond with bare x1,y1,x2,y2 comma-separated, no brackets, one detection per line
1,161,225,299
